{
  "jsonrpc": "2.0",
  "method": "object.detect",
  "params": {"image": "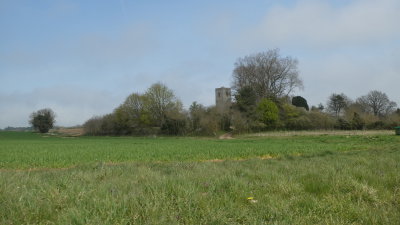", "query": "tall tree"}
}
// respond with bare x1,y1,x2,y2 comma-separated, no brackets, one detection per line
327,93,350,117
145,82,182,127
29,108,56,133
356,90,397,117
232,49,303,101
189,101,205,131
